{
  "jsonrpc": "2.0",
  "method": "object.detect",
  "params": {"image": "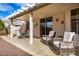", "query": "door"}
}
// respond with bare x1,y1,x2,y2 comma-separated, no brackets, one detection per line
40,17,53,37
40,18,46,37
